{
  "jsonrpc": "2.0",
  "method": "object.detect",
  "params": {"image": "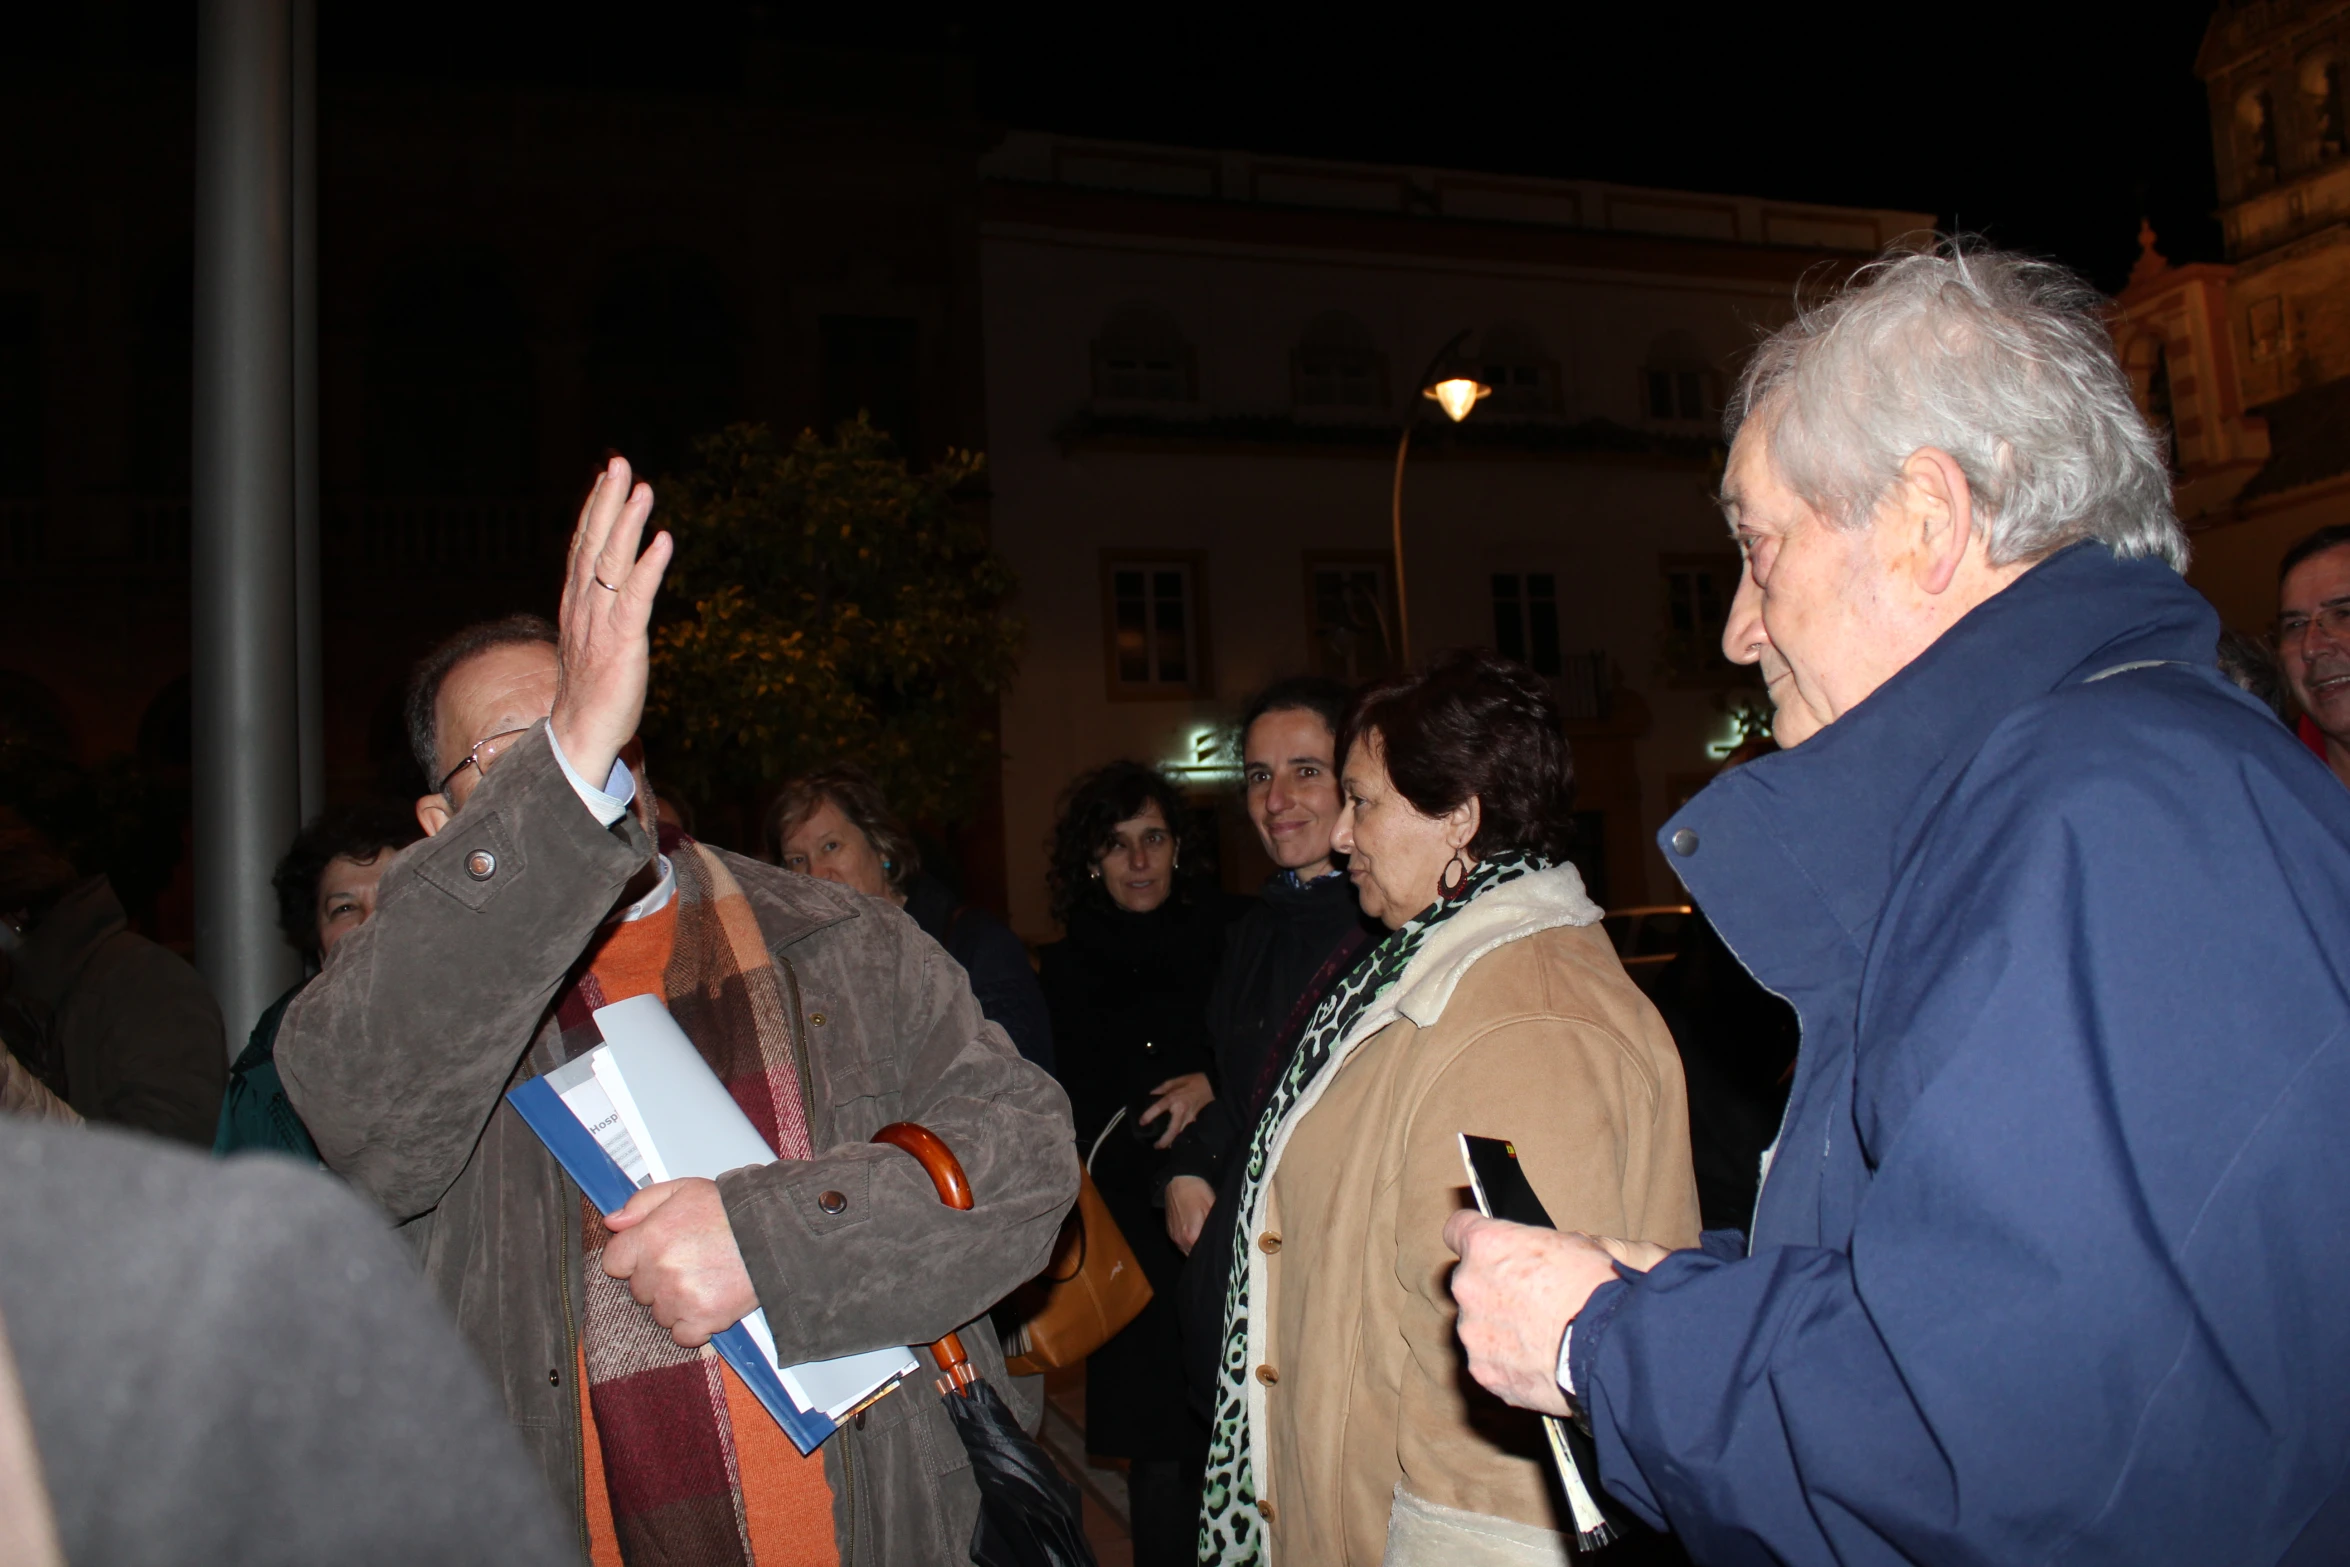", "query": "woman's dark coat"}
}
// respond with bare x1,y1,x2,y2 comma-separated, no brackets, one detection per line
1036,887,1245,1460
